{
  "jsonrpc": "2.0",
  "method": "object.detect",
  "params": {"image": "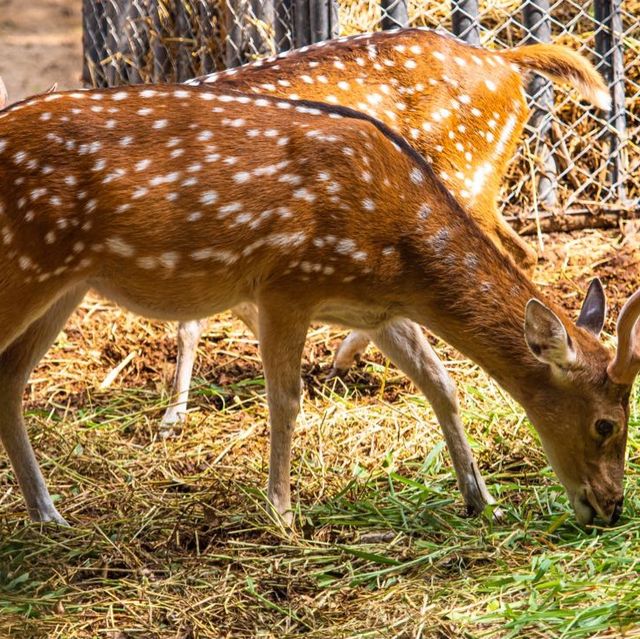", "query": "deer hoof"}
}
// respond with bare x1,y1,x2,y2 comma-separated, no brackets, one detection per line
32,507,69,527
